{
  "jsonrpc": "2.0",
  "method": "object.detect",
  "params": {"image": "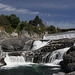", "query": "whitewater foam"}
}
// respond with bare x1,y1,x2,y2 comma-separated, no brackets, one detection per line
43,32,75,40
49,47,70,65
2,47,70,68
31,40,49,50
